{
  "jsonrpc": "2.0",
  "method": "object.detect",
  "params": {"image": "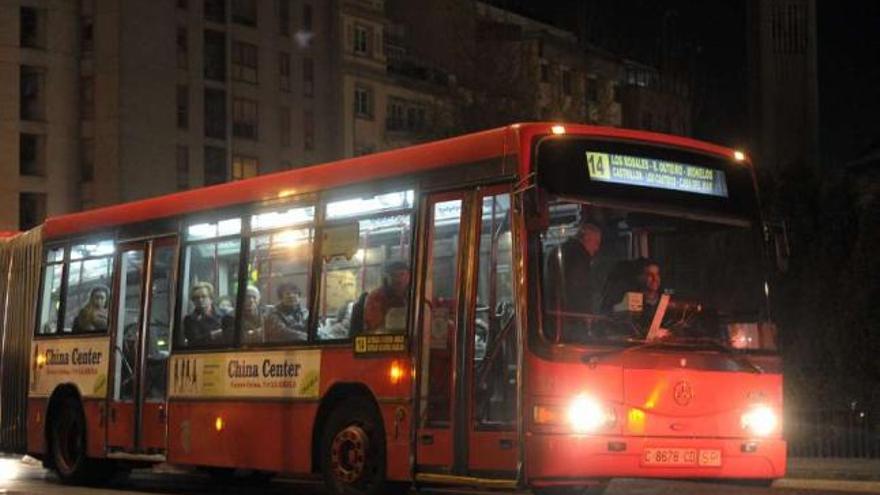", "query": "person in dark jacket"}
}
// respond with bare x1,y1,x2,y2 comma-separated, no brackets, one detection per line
183,281,223,346
265,282,308,342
